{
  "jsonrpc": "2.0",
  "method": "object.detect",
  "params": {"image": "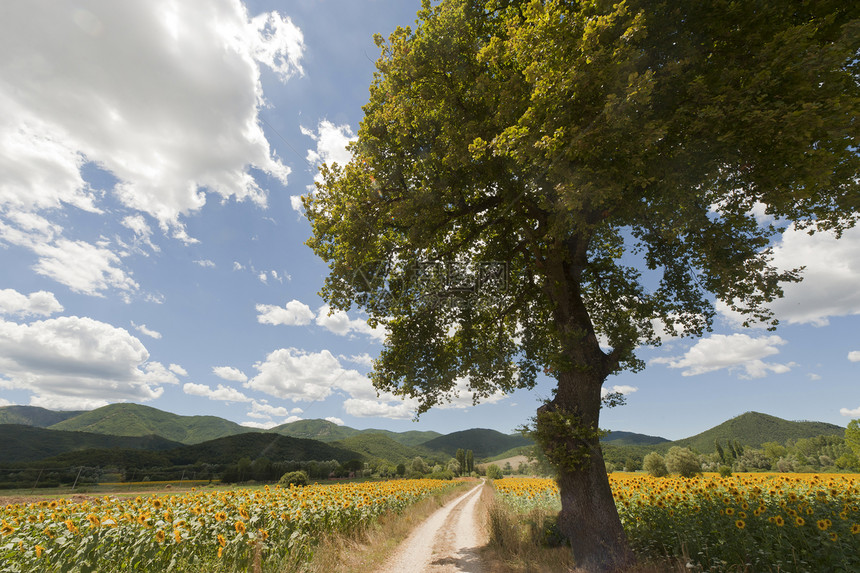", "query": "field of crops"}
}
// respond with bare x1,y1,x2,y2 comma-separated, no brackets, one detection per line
494,473,860,572
0,479,460,573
